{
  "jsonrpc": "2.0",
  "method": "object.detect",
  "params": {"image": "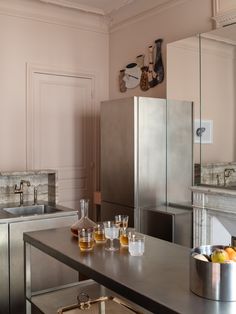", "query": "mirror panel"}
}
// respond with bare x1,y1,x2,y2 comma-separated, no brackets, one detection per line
167,35,201,184
167,24,236,189
200,25,236,188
